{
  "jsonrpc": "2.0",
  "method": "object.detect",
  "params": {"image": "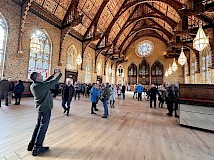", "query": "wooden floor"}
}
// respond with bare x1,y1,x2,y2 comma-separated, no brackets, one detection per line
0,92,214,160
